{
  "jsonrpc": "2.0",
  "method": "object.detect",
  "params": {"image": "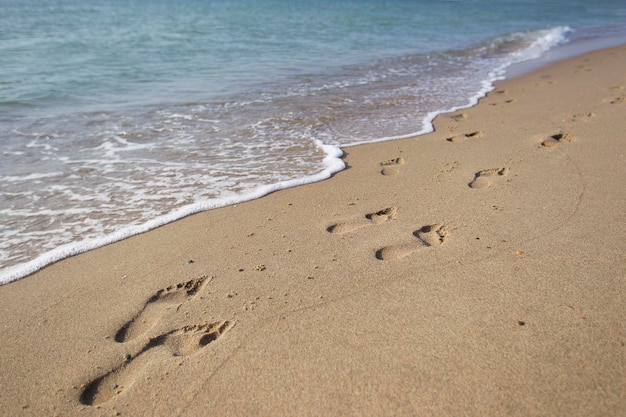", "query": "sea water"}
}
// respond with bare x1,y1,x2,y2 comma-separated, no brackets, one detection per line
1,0,625,284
